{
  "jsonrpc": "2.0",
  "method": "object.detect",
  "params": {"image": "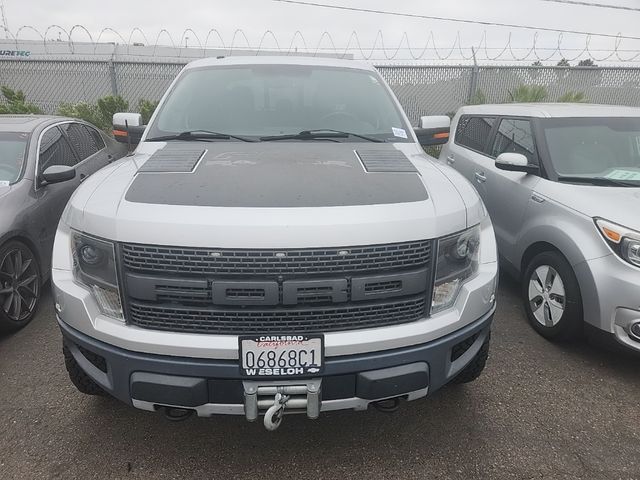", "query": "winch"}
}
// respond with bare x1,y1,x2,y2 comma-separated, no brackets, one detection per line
243,379,322,431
